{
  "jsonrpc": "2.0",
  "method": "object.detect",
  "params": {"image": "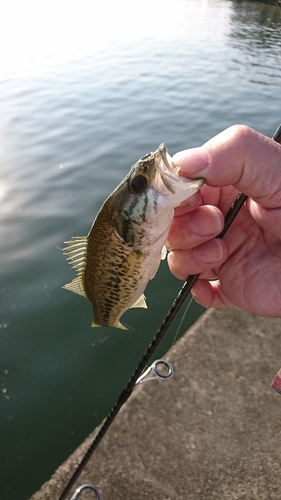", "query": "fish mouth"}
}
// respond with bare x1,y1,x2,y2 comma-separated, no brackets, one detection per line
158,143,172,171
155,143,204,195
